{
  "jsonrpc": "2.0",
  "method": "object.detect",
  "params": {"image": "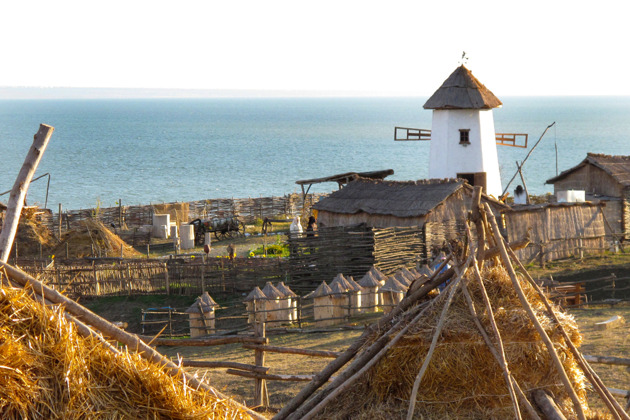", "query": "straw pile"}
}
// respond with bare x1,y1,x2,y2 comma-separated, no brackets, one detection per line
52,219,141,258
13,217,58,256
0,284,252,419
315,265,586,419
